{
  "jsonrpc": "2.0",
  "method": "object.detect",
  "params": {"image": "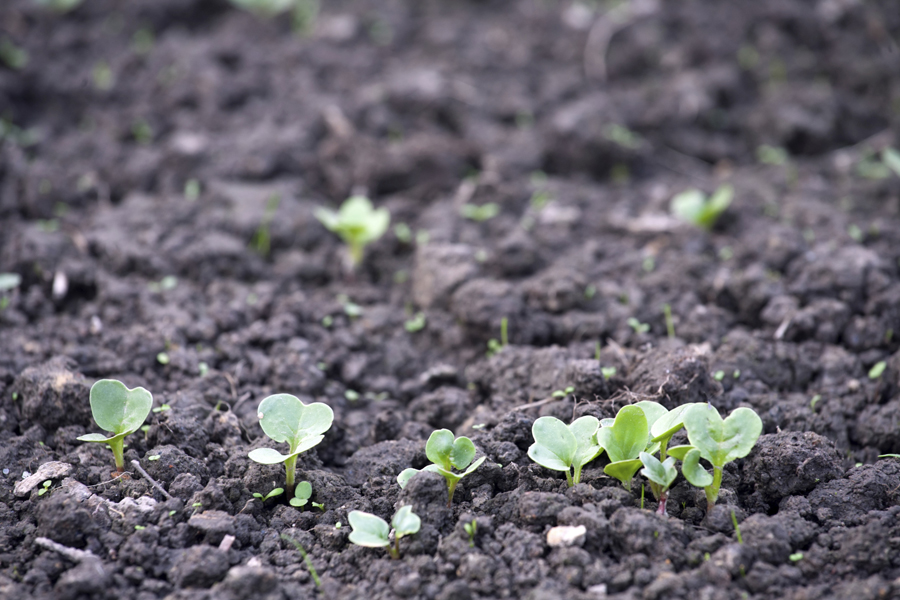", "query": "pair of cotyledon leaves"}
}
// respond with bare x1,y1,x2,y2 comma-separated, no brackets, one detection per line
248,394,334,465
76,379,153,445
348,505,421,548
397,429,486,490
